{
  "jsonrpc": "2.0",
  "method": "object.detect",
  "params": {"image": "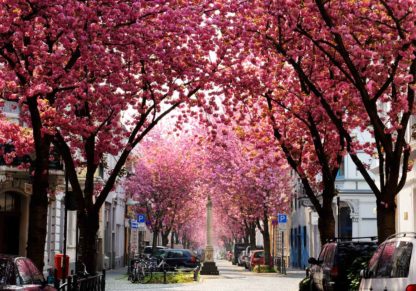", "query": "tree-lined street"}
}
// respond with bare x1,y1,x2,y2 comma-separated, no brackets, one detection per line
1,1,416,290
106,260,304,291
